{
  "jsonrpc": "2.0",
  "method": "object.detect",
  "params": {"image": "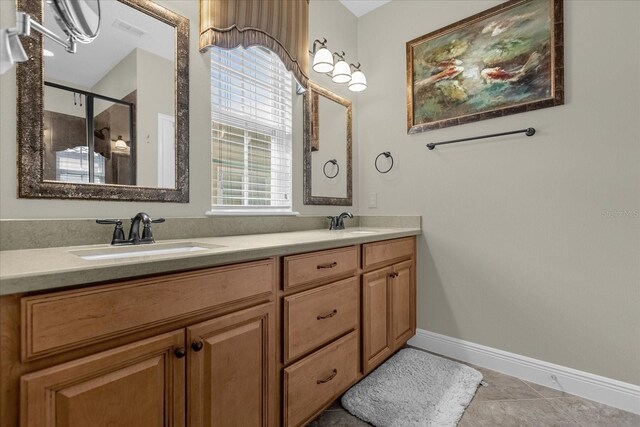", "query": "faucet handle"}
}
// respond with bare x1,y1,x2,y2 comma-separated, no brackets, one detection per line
141,217,165,241
326,216,337,230
141,222,154,240
96,219,126,244
96,219,121,225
